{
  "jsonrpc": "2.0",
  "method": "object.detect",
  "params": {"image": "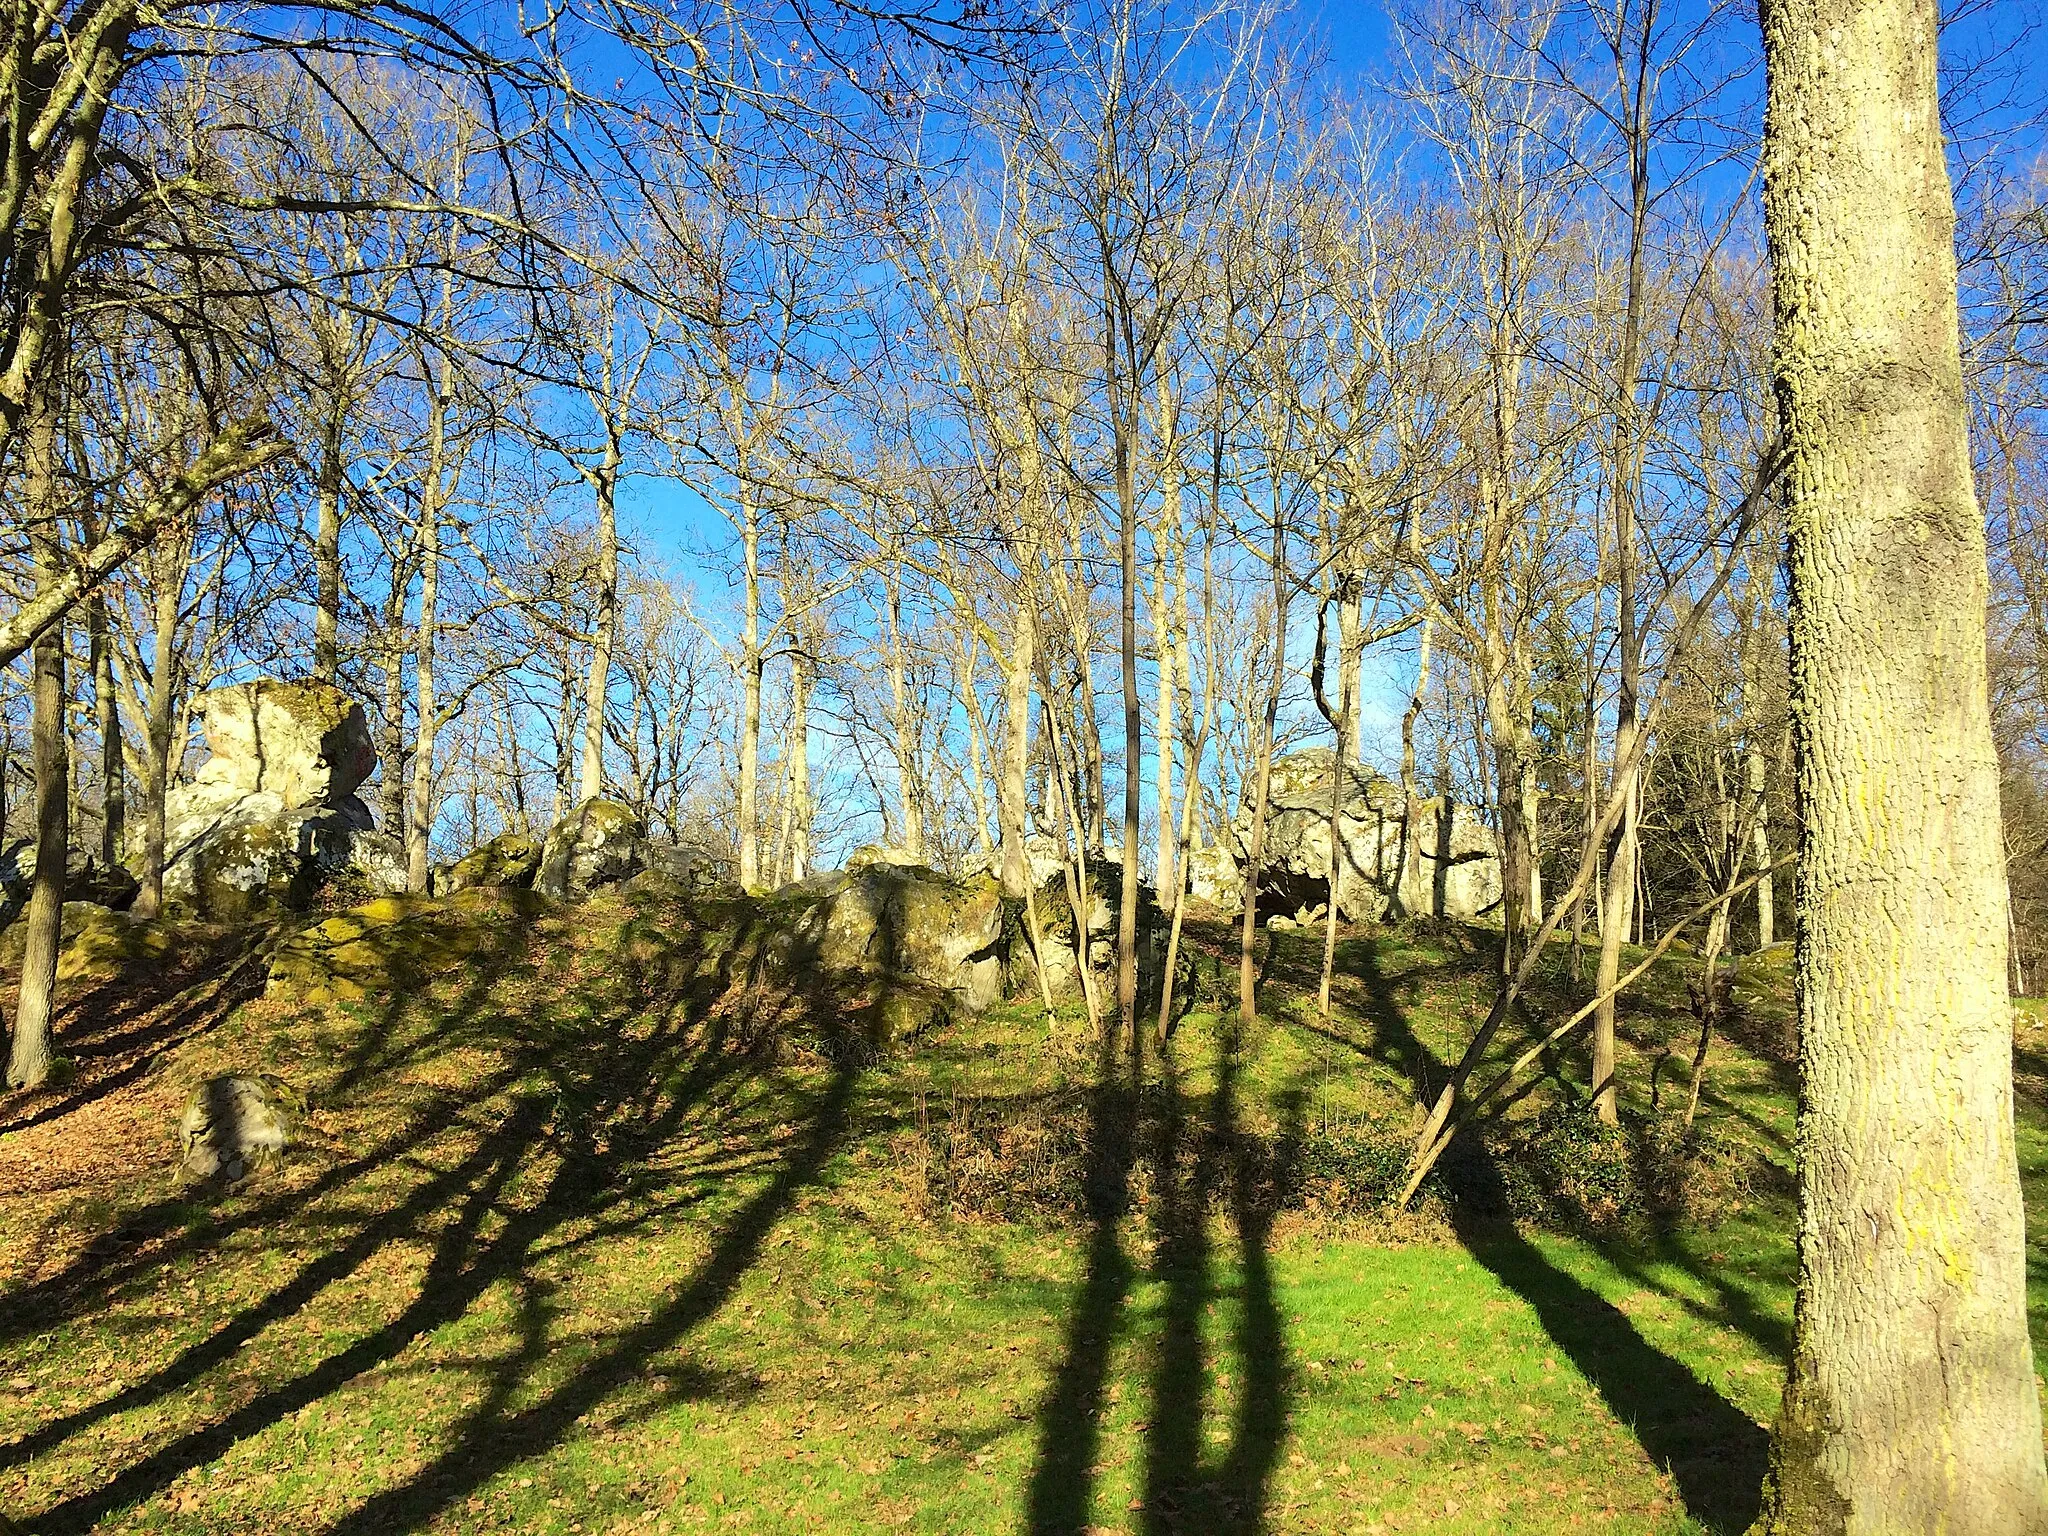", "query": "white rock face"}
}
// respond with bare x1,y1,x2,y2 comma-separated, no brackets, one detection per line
156,680,403,916
183,679,376,808
1198,749,1503,922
